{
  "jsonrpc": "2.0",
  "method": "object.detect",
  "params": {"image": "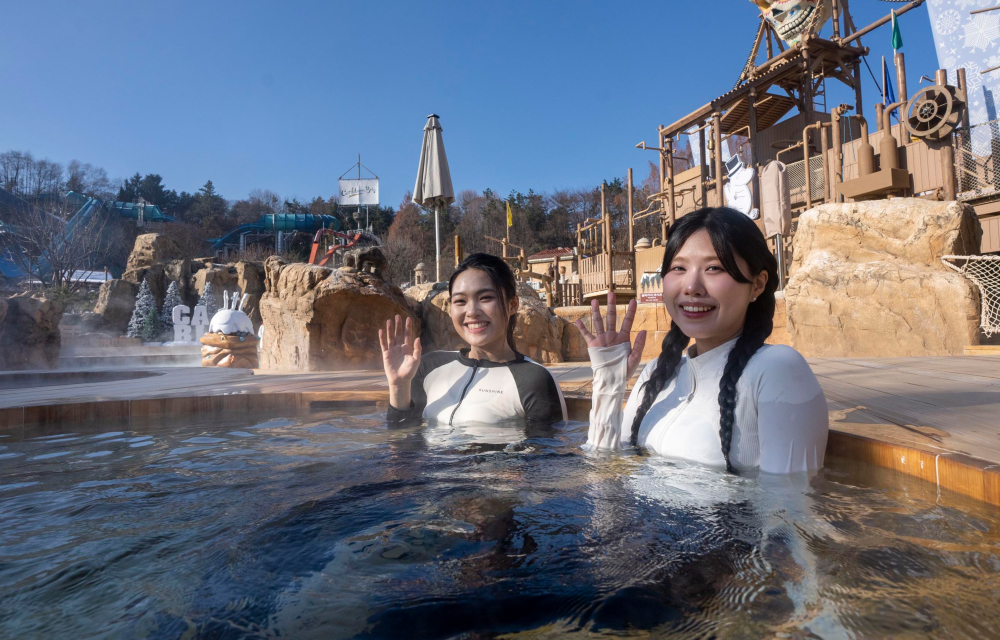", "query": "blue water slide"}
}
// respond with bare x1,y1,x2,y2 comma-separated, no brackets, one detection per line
208,214,341,251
